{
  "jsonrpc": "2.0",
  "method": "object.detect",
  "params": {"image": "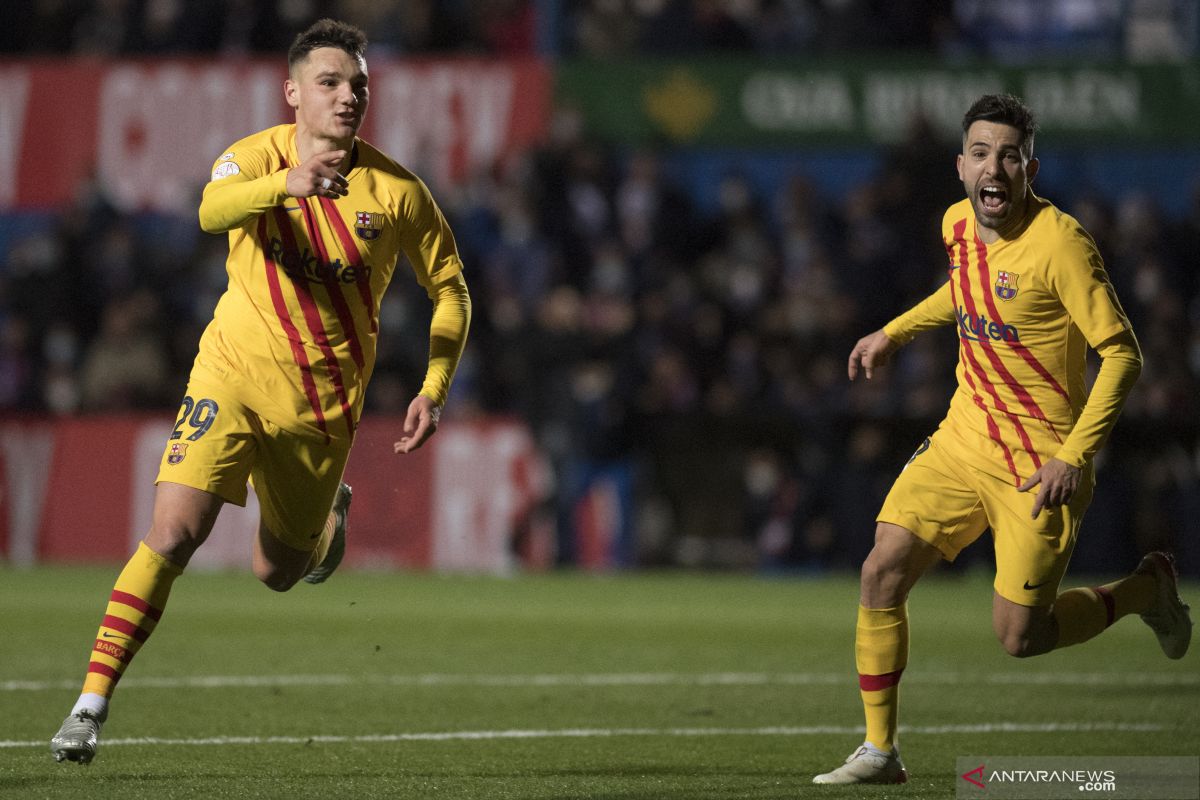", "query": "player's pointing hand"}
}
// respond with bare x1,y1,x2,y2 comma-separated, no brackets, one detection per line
286,150,350,198
848,329,902,381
